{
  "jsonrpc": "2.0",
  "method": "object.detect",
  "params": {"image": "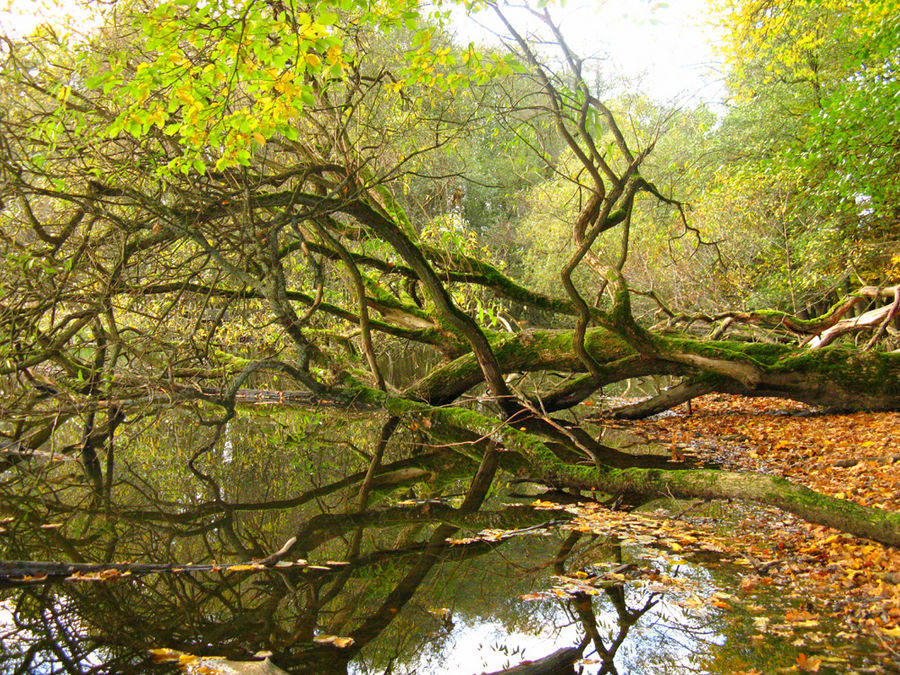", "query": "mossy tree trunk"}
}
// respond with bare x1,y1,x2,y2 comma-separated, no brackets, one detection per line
405,328,900,416
378,395,900,547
